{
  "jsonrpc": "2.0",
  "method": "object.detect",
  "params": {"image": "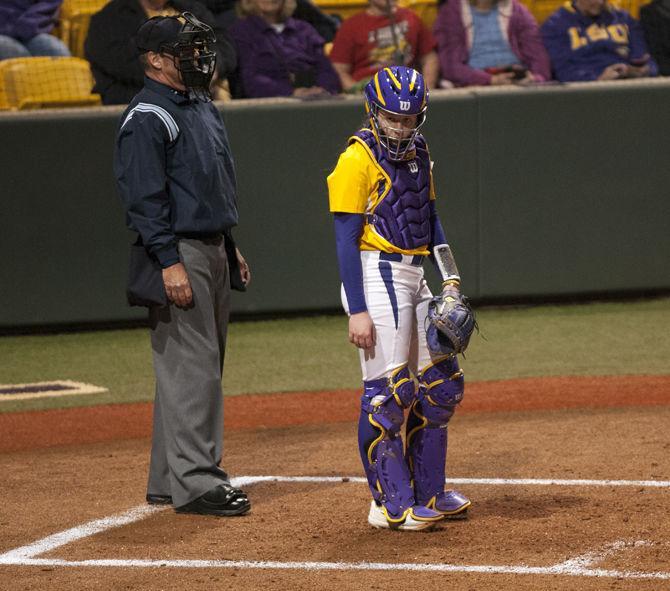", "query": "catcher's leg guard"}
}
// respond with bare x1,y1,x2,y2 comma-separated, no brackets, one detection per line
406,355,471,518
358,365,442,529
